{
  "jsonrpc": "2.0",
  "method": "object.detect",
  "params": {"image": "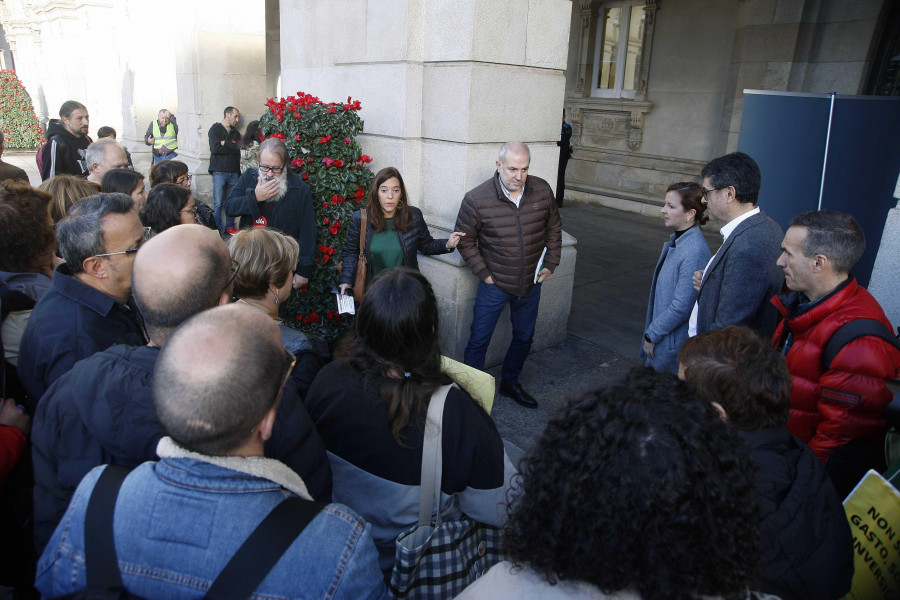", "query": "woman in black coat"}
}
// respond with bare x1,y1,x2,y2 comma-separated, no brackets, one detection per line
338,167,464,297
